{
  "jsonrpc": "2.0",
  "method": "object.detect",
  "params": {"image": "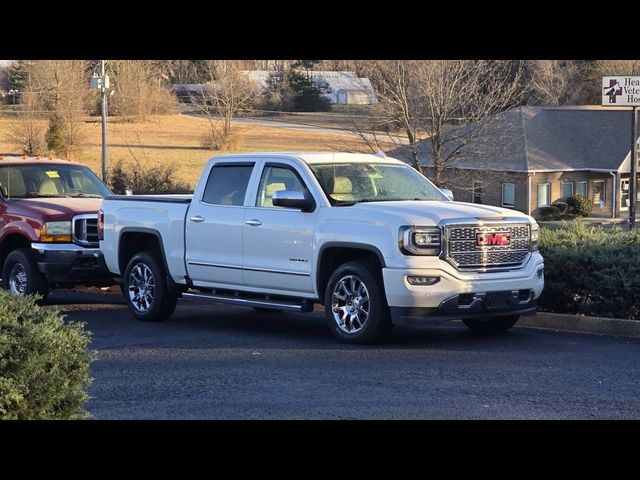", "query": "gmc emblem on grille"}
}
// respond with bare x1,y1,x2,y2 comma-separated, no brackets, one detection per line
476,232,511,246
